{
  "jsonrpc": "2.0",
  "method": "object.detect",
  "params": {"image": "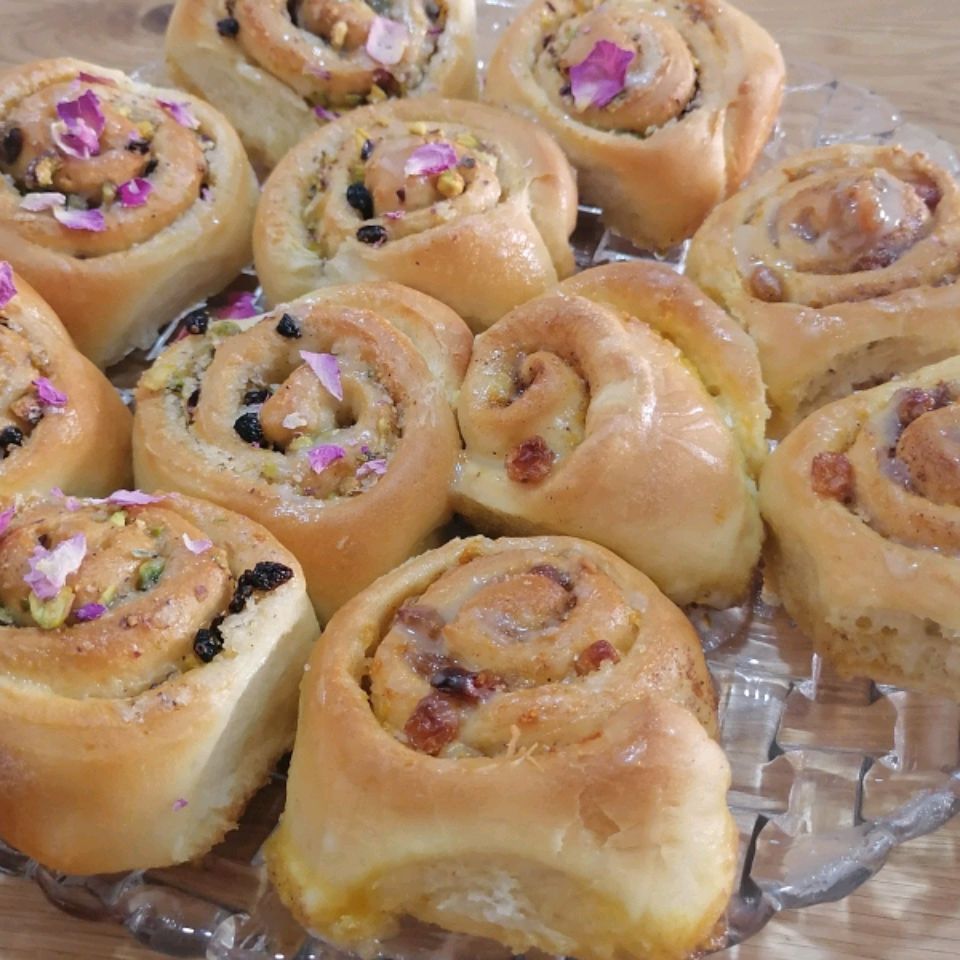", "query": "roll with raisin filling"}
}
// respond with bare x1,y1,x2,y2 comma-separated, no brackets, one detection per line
133,283,471,621
165,0,477,170
484,0,784,250
453,261,767,608
0,264,131,497
687,144,960,435
0,489,318,875
761,357,960,701
253,97,577,331
268,535,736,960
0,58,258,368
